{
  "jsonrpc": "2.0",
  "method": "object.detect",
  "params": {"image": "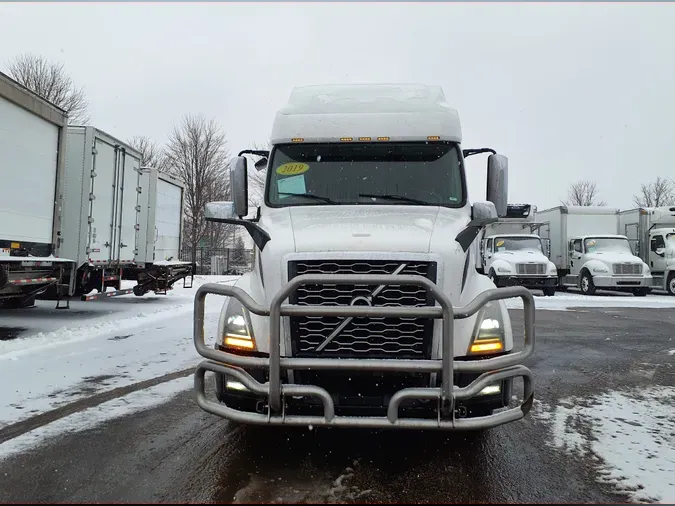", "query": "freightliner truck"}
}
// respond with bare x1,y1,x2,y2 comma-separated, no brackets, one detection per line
192,84,536,431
